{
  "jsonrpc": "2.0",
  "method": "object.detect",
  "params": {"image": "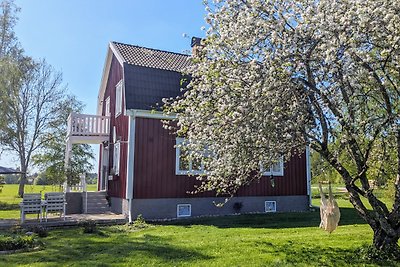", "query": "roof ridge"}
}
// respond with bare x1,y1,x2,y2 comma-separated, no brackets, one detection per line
111,41,190,57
